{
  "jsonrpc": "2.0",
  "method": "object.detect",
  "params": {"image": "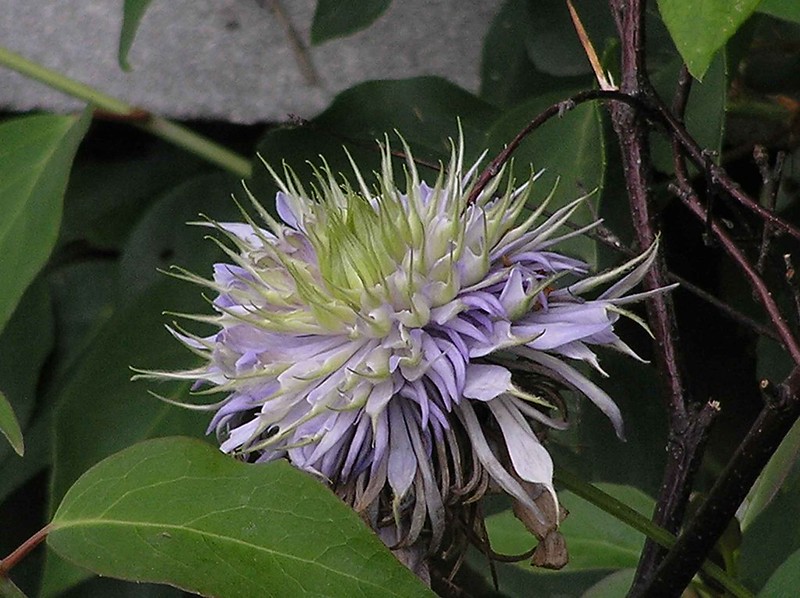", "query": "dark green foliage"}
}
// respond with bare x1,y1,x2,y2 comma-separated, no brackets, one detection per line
2,2,800,596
